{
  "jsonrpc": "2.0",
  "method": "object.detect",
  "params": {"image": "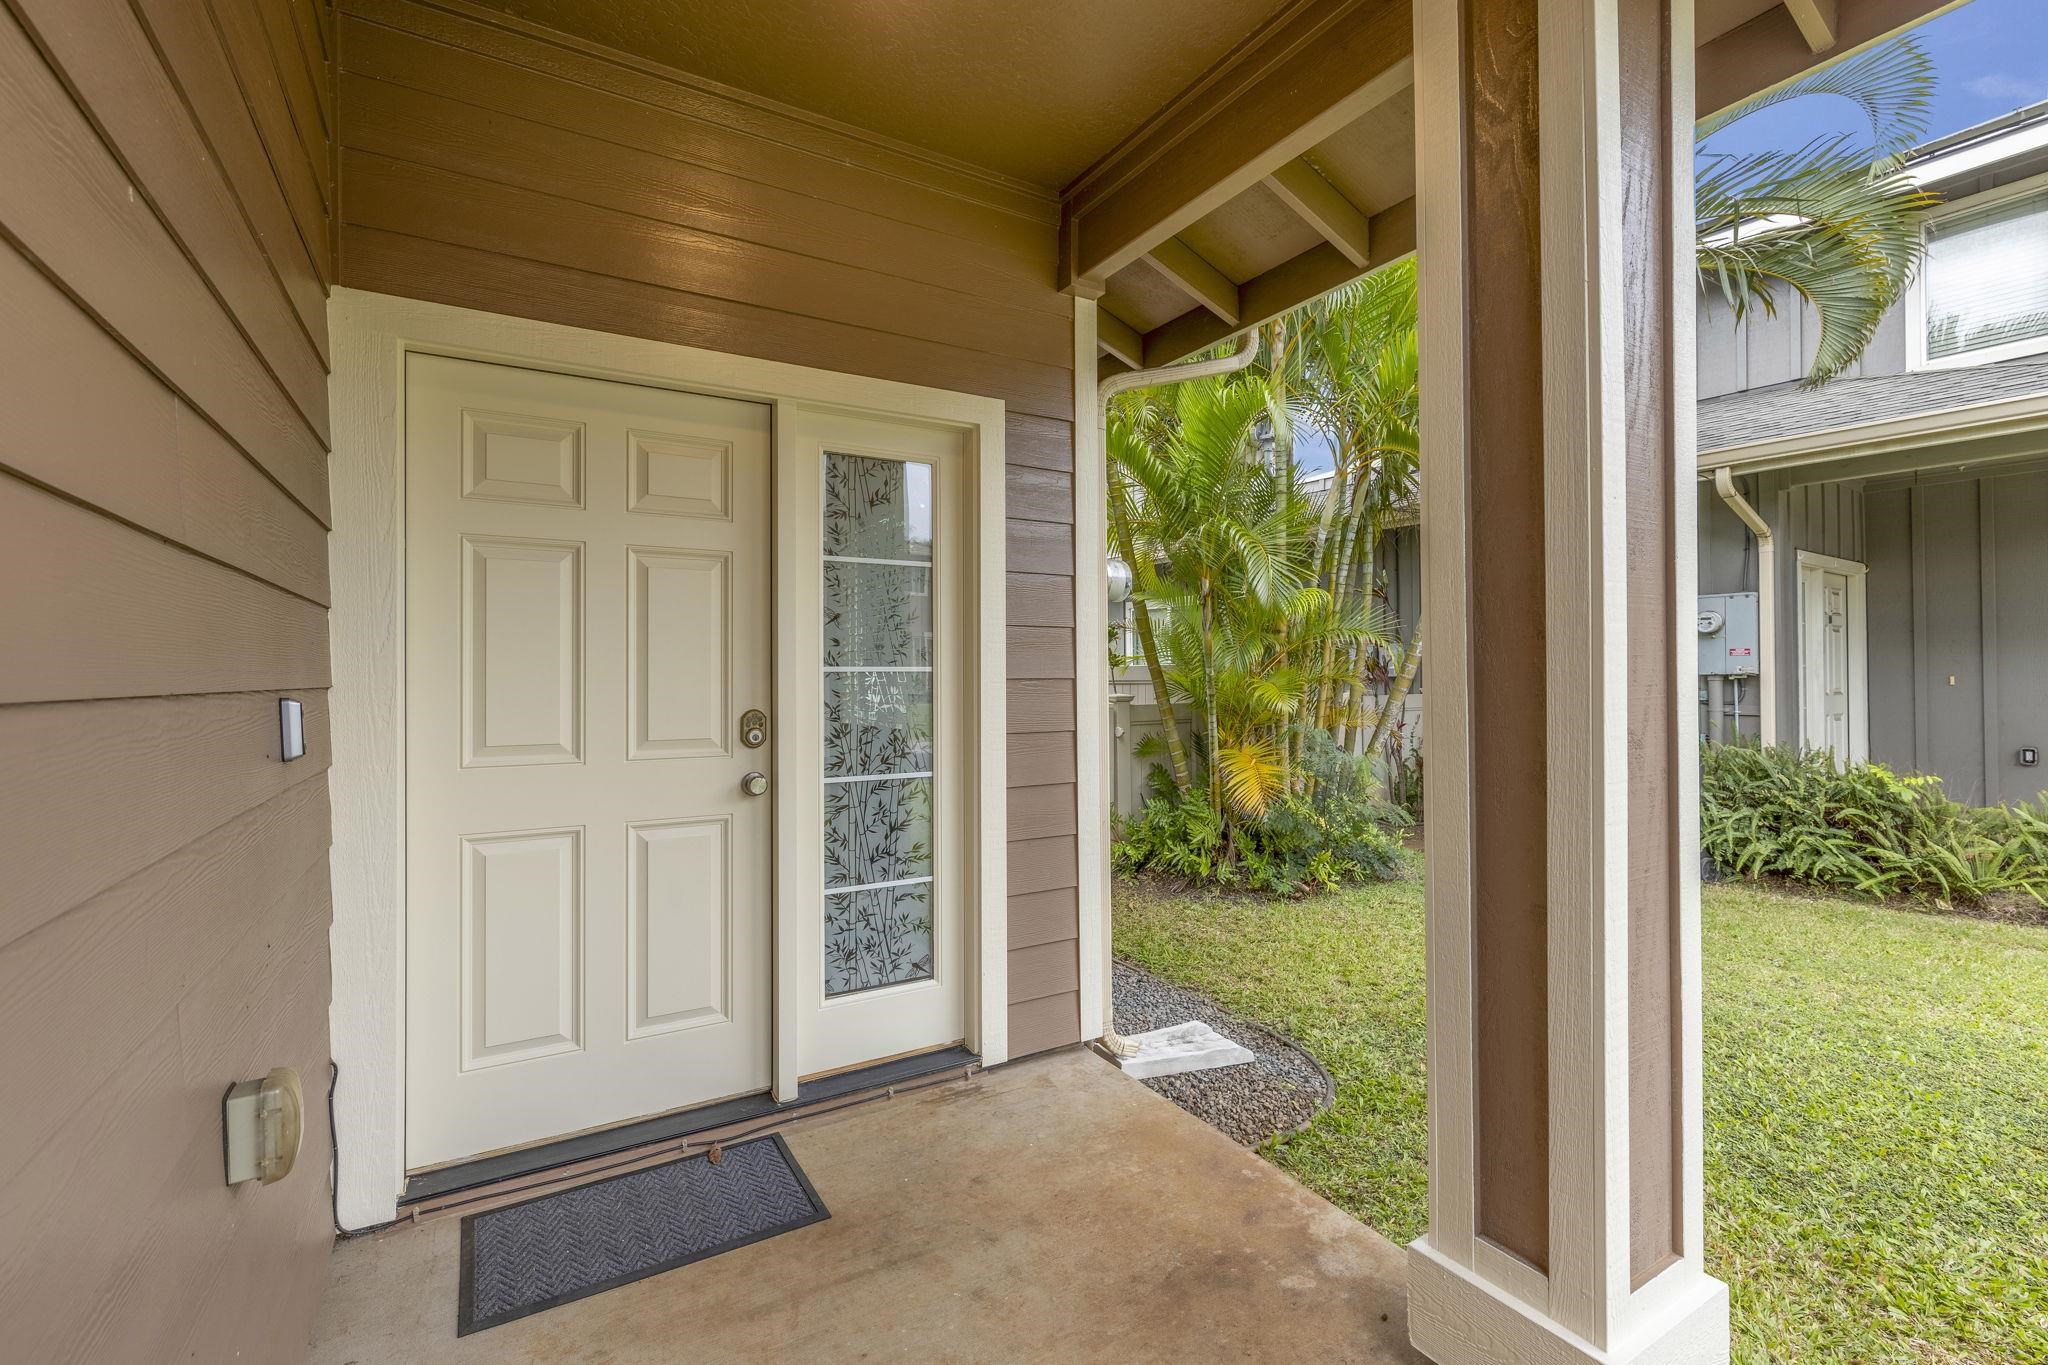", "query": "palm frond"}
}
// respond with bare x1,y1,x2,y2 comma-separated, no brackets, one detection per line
1697,35,1934,152
1696,38,1939,385
1217,738,1287,820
